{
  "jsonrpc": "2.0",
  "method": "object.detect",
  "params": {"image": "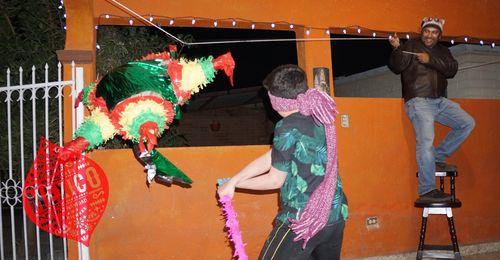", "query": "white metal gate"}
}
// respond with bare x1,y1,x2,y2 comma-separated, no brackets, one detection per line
0,61,84,260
